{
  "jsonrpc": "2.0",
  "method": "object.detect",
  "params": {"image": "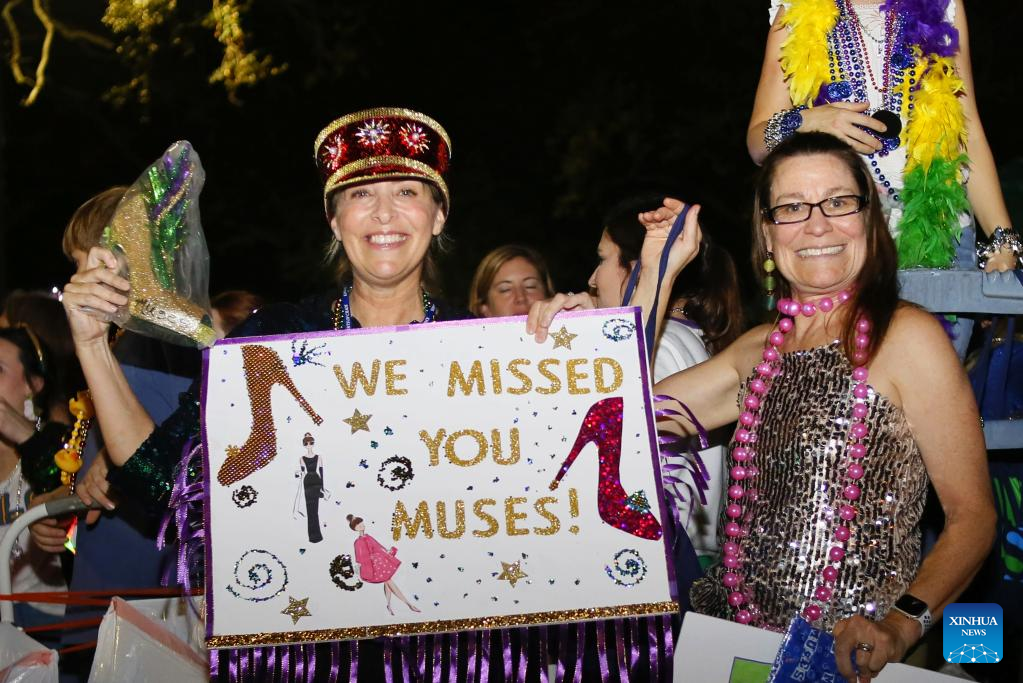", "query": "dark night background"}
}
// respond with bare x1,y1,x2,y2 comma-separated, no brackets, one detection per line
1,0,1021,307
